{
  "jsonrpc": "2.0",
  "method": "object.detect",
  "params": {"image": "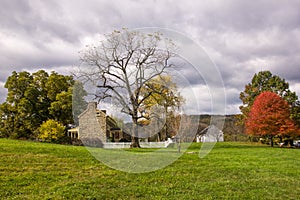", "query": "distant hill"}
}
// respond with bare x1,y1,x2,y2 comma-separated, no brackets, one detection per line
194,114,247,142
122,114,247,142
